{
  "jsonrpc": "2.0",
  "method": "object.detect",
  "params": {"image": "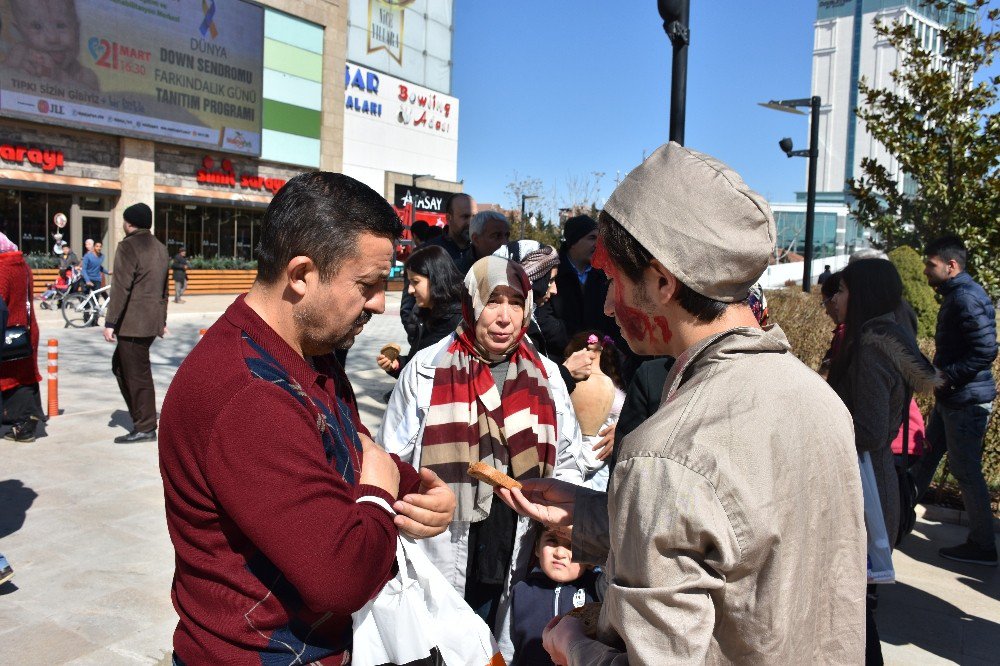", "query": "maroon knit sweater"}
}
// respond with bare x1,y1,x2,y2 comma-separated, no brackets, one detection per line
159,296,420,664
